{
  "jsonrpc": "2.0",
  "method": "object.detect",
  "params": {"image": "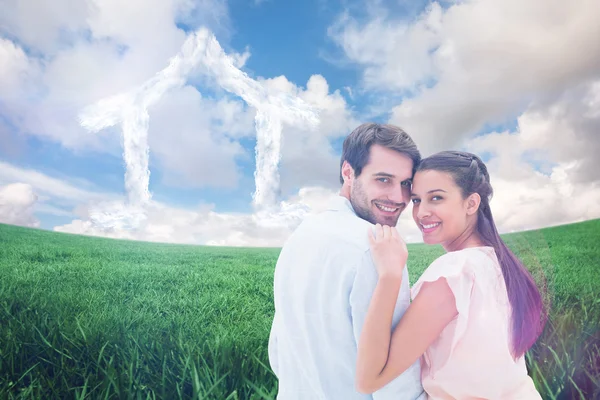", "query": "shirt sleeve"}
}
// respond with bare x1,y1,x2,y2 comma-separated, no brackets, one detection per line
268,312,279,377
349,250,426,400
411,252,476,350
